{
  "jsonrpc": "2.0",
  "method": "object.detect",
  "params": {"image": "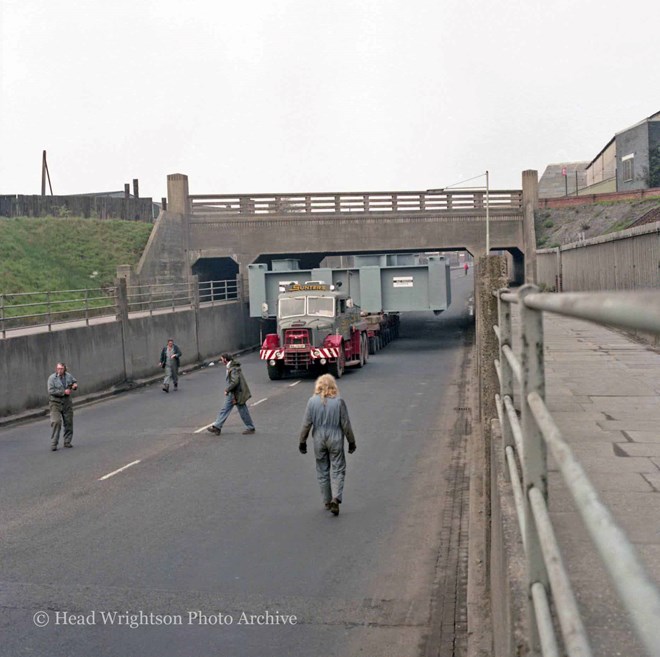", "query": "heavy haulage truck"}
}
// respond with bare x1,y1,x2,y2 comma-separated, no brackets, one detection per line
259,282,372,379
